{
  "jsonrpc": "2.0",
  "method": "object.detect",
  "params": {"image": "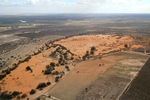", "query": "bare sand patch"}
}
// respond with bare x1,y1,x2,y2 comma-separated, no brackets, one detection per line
54,34,138,57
